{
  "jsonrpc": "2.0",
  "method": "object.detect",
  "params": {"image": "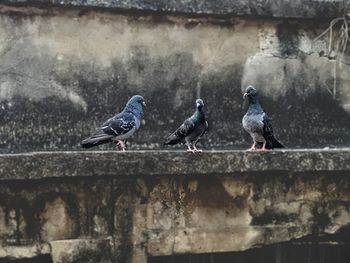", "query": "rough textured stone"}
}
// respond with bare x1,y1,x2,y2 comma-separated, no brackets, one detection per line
0,244,50,259
0,7,348,152
0,177,116,262
144,173,350,256
50,239,112,263
0,0,343,18
39,197,79,241
0,151,349,261
0,150,350,180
